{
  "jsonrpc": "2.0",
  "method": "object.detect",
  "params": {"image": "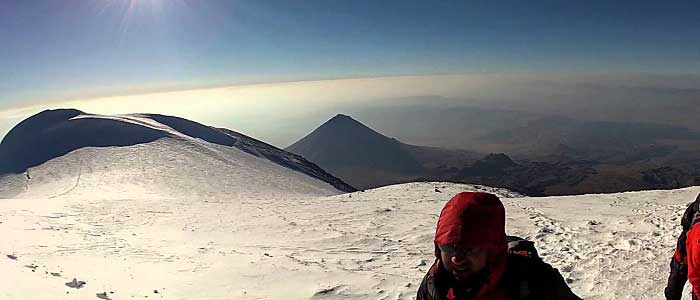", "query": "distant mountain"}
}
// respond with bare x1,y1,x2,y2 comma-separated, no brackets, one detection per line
286,114,479,189
0,109,355,198
286,114,420,189
286,114,423,173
